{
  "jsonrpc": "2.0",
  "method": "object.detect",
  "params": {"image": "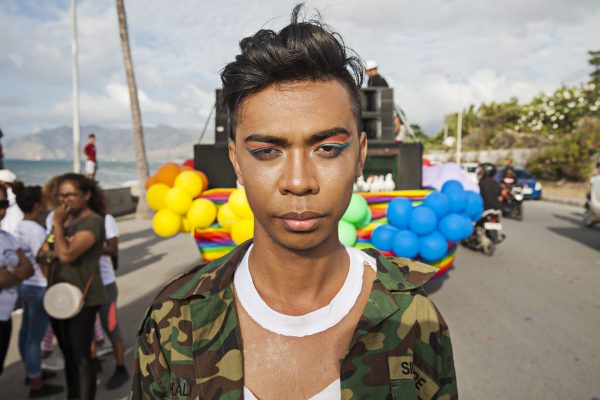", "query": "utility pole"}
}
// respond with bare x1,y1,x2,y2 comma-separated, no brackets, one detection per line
71,0,81,173
456,110,462,164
